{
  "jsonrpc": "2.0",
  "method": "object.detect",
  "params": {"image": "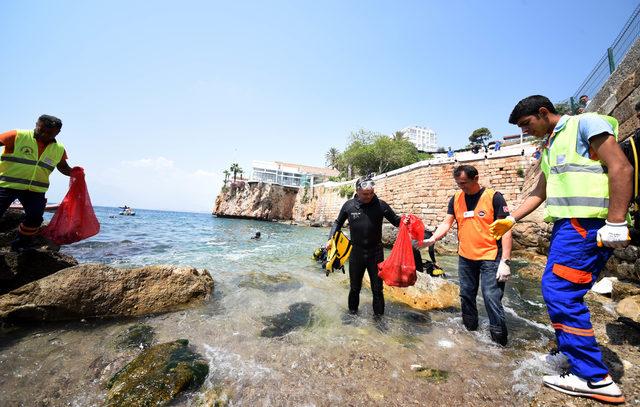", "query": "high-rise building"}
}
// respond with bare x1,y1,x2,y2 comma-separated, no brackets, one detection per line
400,126,438,152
